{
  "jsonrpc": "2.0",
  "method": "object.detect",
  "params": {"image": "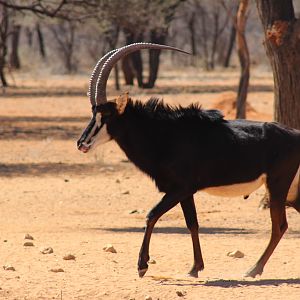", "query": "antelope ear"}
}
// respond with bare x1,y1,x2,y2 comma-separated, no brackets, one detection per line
115,92,129,114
